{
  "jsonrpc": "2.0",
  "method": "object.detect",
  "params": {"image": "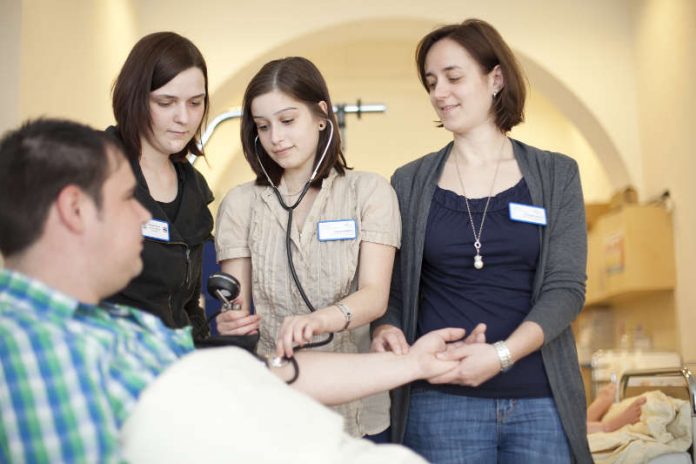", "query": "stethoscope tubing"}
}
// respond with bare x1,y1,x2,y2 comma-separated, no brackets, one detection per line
255,119,336,350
